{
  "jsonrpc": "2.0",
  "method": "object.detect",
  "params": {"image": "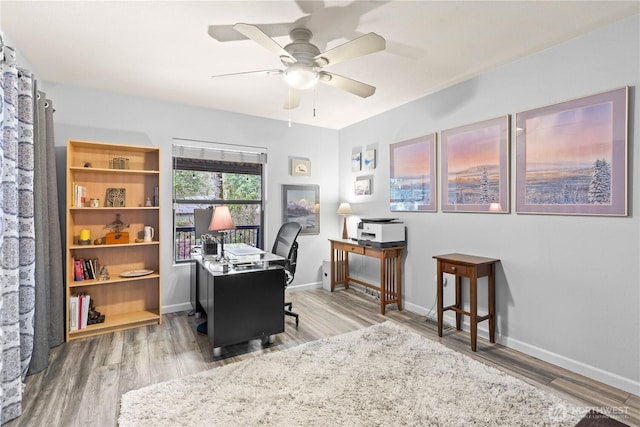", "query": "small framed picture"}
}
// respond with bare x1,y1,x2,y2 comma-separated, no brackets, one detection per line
105,188,126,207
355,177,372,195
291,158,311,176
351,152,361,172
363,149,376,170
